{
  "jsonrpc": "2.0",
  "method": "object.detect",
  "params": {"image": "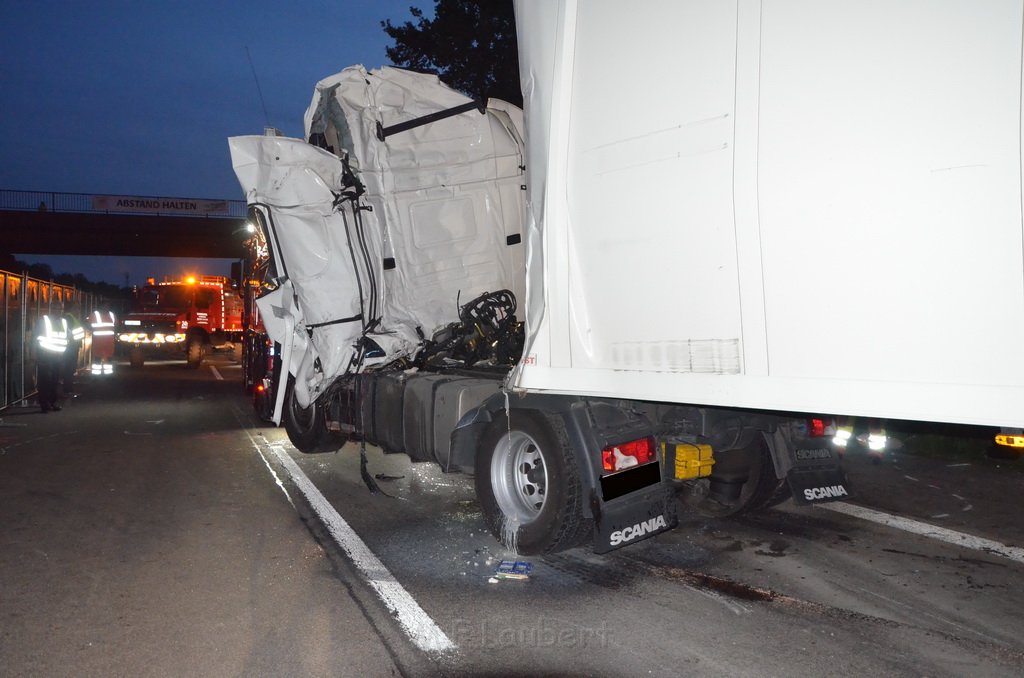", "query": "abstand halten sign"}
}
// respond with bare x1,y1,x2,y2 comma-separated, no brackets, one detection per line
92,195,229,215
